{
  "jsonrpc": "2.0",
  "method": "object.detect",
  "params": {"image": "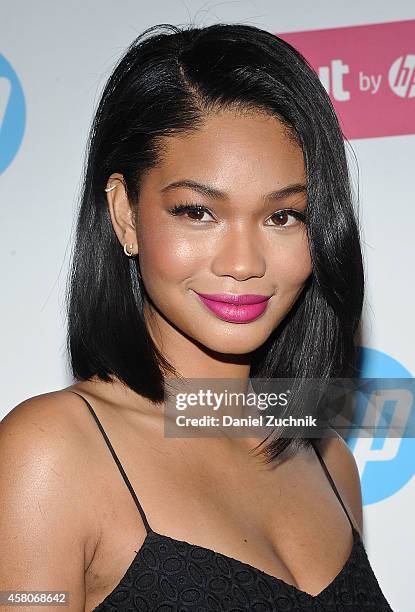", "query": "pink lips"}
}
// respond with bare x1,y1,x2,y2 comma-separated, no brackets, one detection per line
194,292,271,323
